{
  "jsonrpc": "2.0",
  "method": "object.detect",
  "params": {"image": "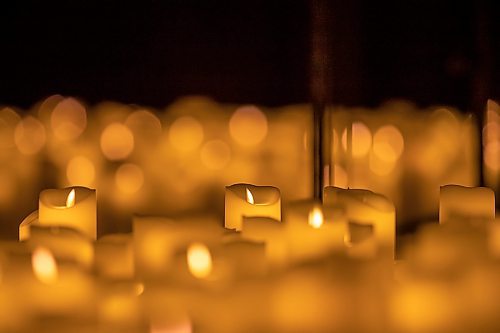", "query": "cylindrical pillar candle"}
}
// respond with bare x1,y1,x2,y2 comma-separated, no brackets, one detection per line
324,186,396,259
225,184,281,231
439,185,495,224
38,186,97,239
